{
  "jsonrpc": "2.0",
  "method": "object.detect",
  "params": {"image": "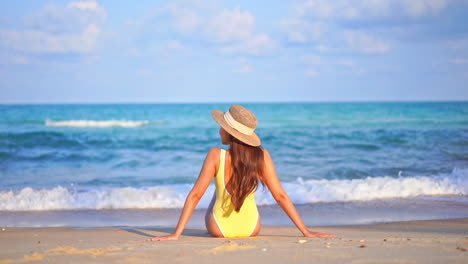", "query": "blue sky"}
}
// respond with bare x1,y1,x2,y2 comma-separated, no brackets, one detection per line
1,0,467,103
